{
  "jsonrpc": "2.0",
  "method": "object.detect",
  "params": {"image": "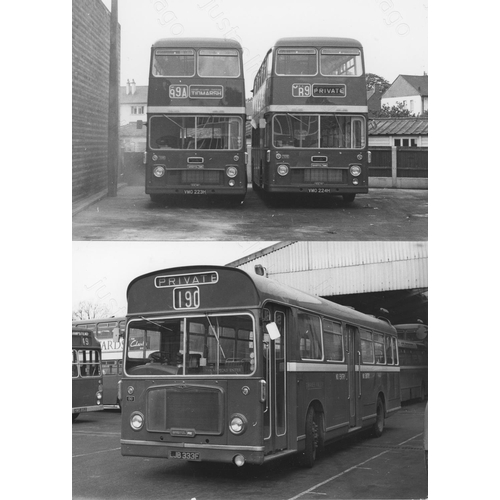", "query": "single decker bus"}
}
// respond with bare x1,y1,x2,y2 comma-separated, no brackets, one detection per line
72,327,104,420
117,265,400,467
72,318,126,408
144,38,247,204
395,323,428,402
251,37,370,202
